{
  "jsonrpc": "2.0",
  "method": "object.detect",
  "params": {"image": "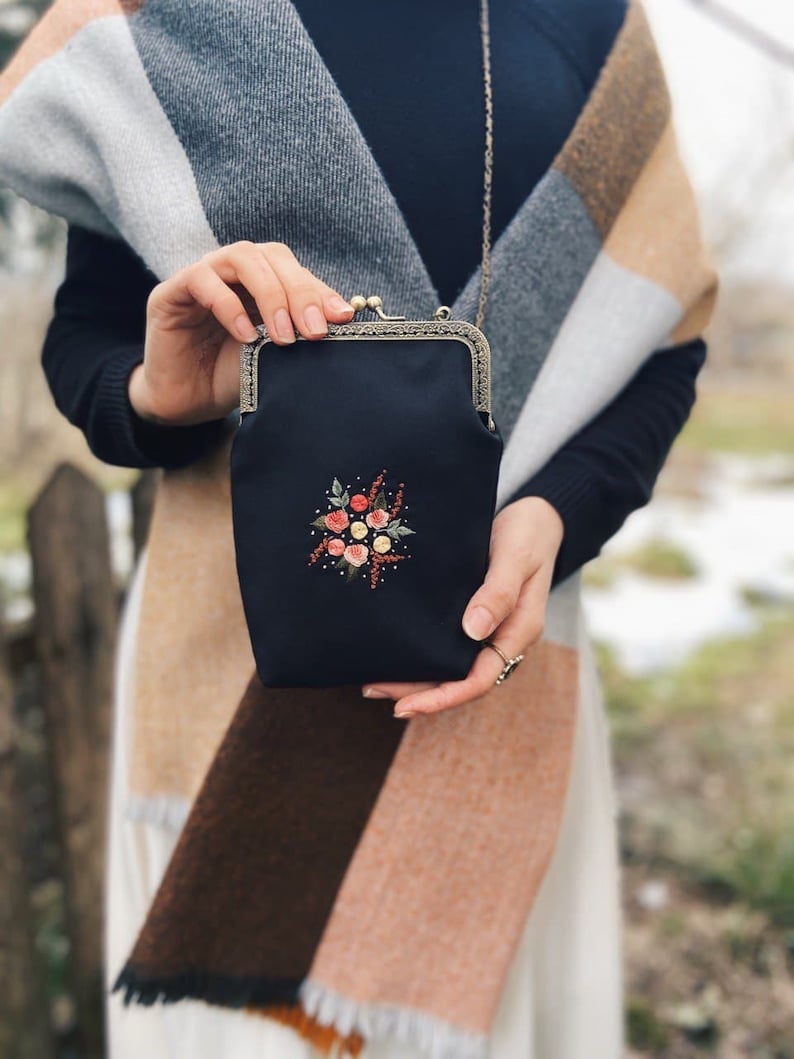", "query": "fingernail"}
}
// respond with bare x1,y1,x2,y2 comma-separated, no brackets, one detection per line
463,606,496,641
328,294,354,314
363,687,390,699
394,709,416,719
303,304,327,336
274,308,295,343
235,315,258,342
